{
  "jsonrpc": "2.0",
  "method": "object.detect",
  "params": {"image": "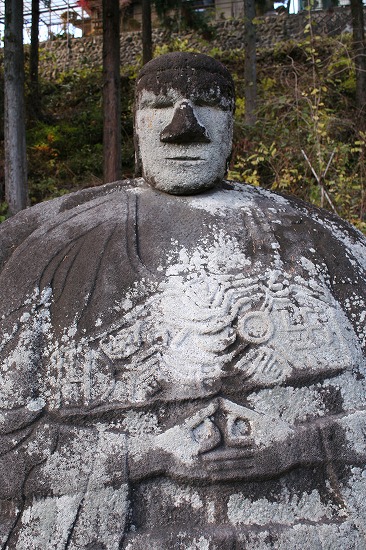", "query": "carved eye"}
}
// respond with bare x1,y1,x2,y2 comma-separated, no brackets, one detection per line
195,98,220,108
152,98,174,109
194,97,230,111
139,97,174,109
